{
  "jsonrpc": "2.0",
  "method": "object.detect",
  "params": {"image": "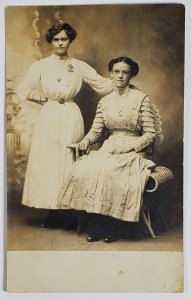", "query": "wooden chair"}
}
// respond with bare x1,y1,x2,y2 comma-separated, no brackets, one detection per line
68,104,173,239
